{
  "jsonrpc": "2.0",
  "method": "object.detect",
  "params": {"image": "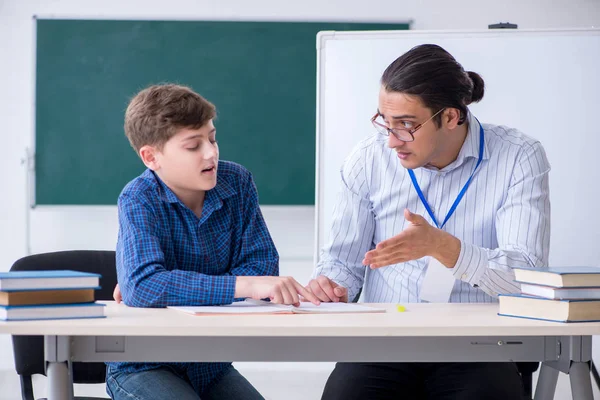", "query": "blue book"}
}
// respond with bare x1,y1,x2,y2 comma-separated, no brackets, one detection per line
0,302,105,321
512,266,600,288
519,283,600,300
0,270,101,292
498,294,600,323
